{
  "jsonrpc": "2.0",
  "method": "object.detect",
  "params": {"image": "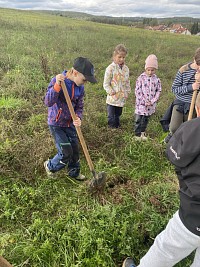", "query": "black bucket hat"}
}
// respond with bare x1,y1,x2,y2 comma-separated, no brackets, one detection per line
73,57,97,83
